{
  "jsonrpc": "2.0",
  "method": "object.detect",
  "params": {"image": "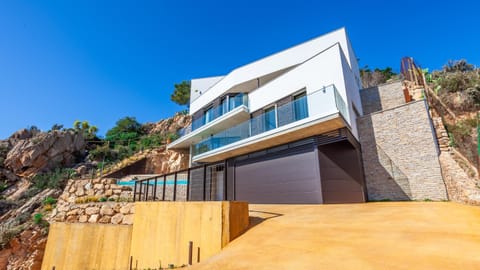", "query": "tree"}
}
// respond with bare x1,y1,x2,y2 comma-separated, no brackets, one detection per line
73,120,98,140
51,124,64,131
170,81,191,106
359,66,397,88
105,116,143,144
443,59,474,73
